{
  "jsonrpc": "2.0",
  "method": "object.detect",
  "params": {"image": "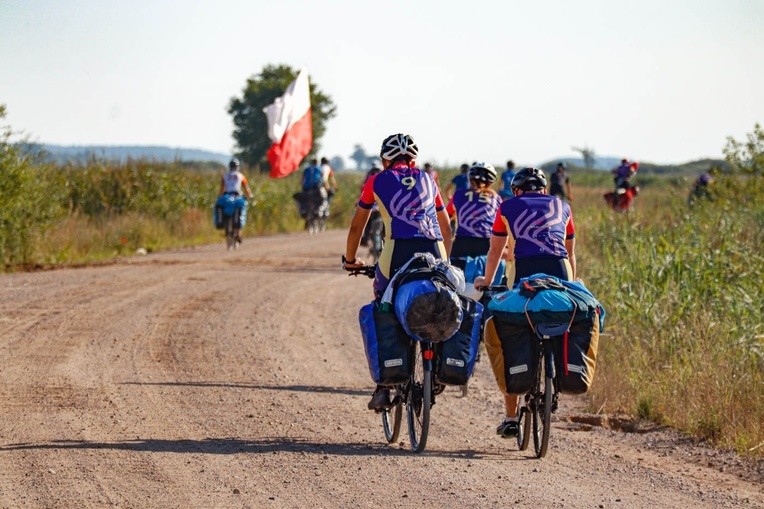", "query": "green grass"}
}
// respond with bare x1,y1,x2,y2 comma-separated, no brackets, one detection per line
573,179,763,455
